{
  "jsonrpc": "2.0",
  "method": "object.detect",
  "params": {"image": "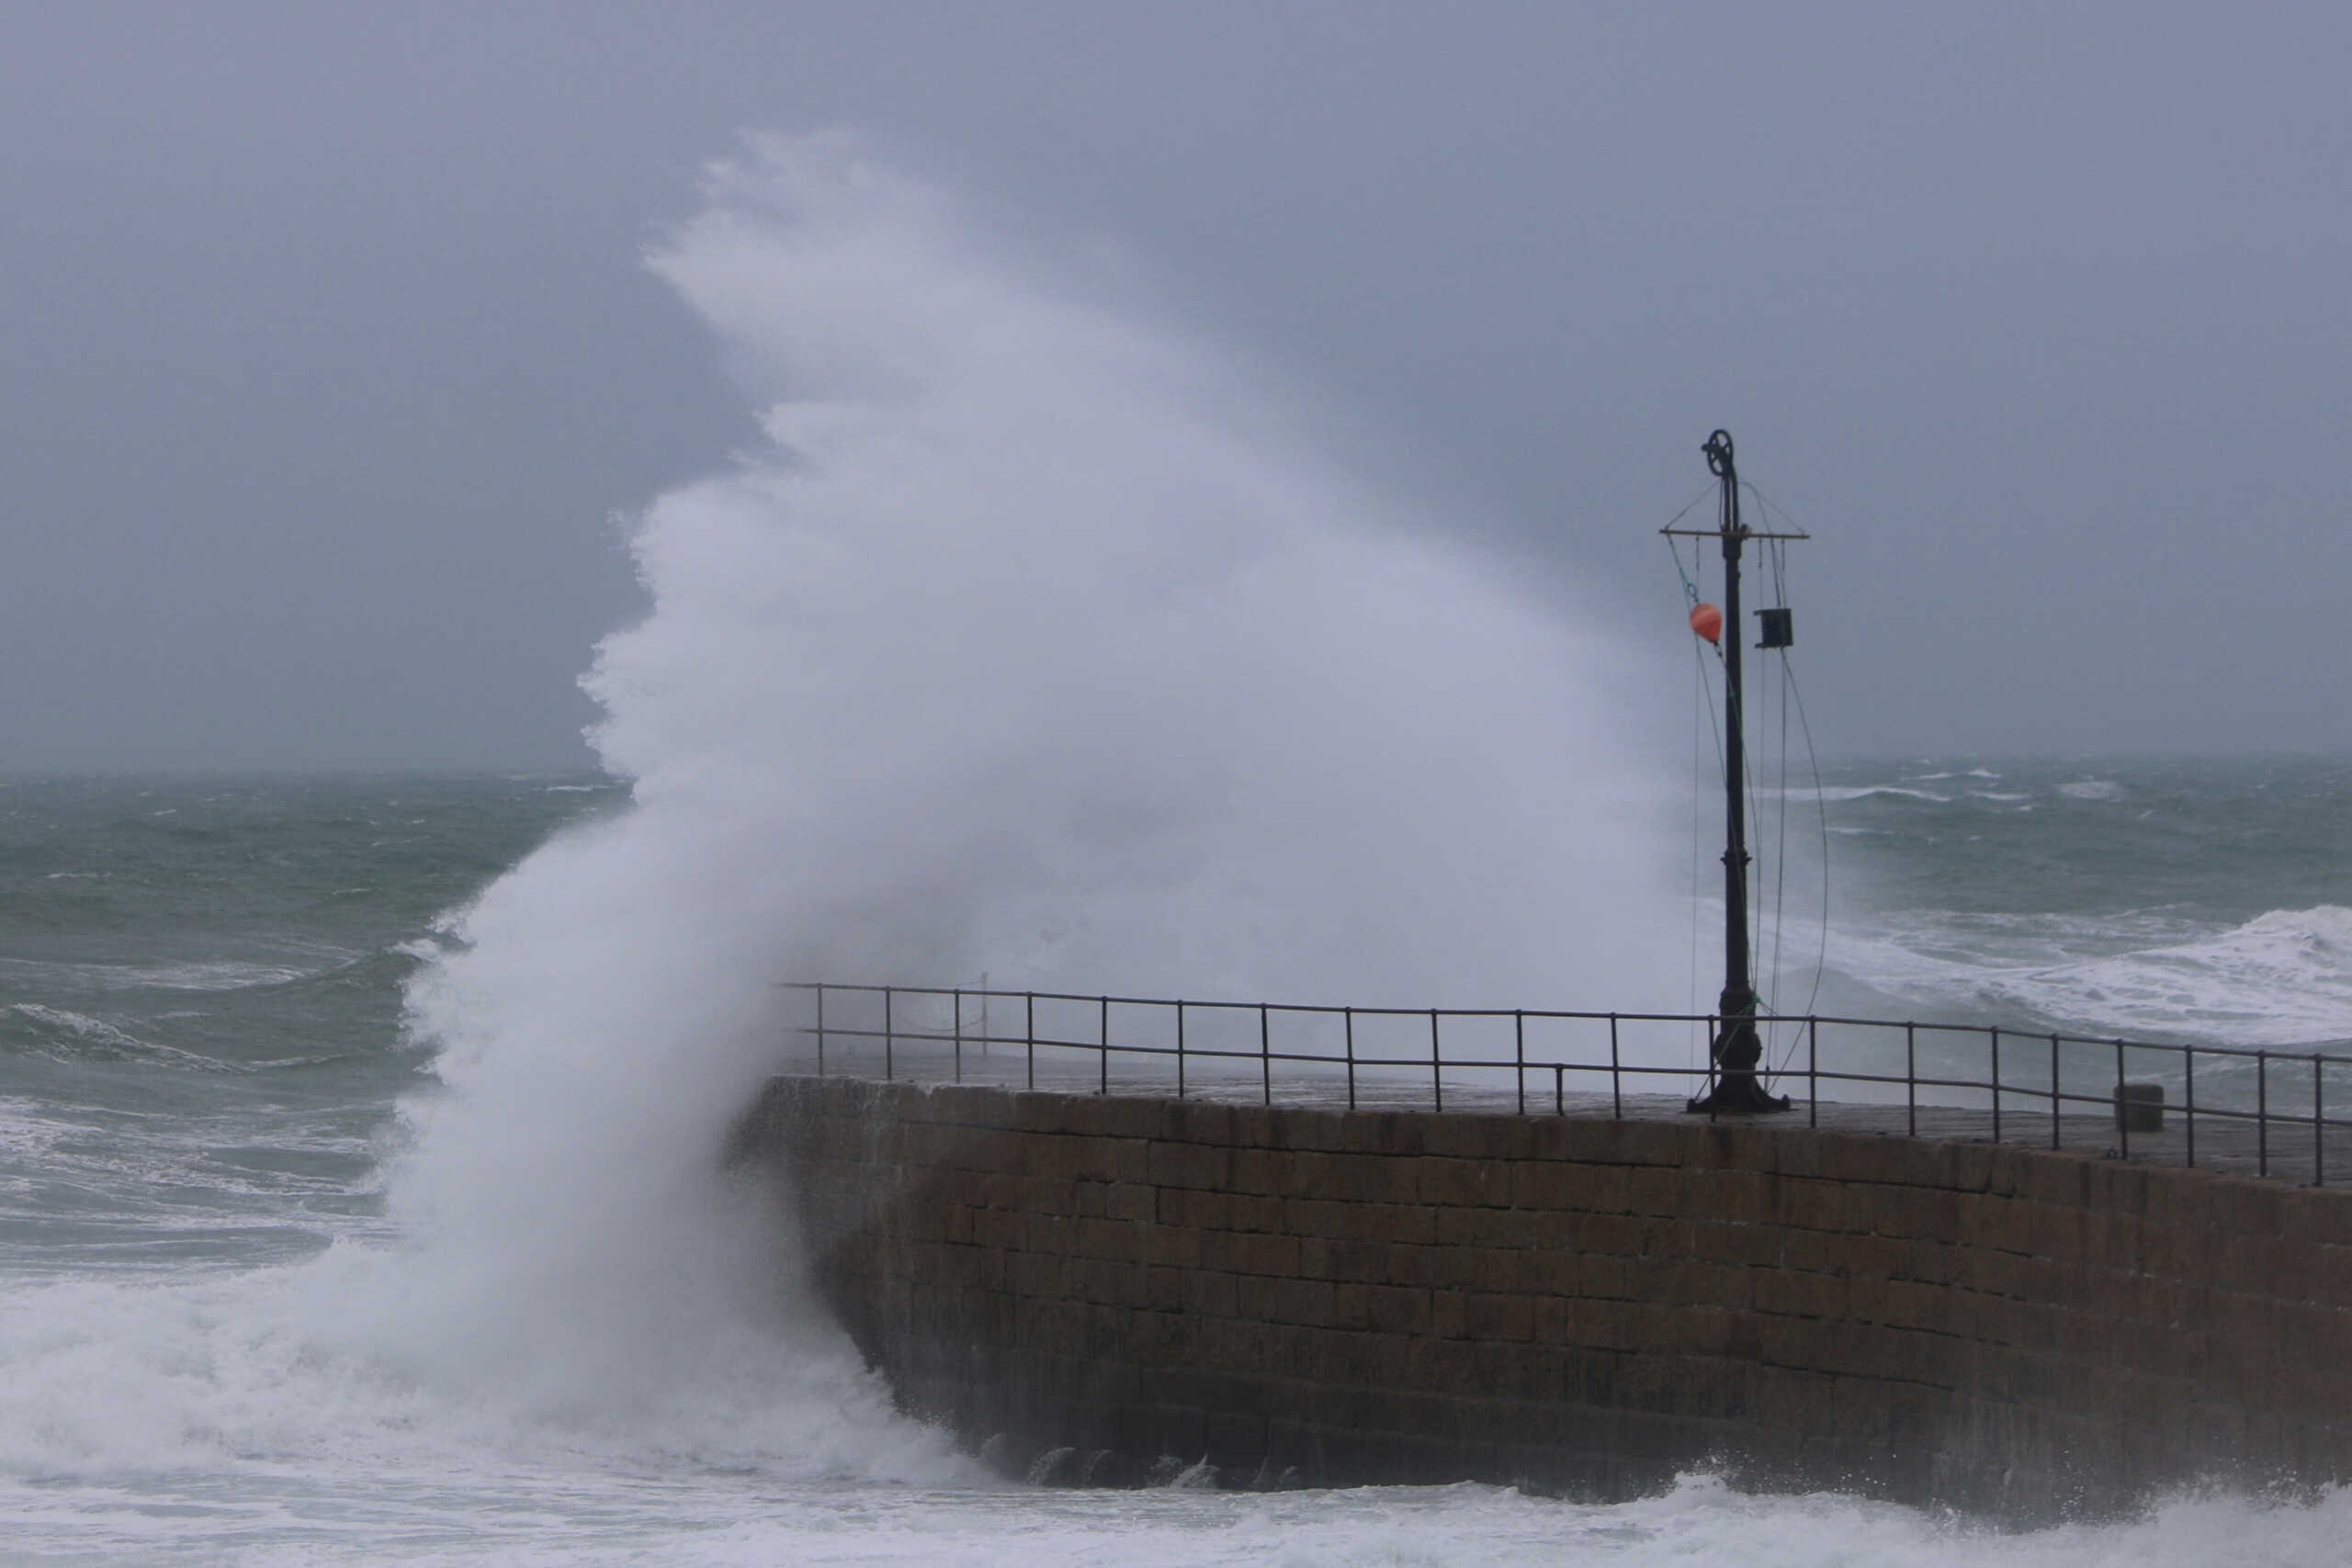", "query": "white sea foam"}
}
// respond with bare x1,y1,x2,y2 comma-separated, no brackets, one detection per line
1829,906,2352,1047
2058,779,2124,801
0,1438,2344,1565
